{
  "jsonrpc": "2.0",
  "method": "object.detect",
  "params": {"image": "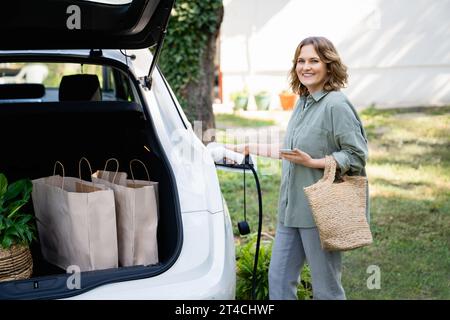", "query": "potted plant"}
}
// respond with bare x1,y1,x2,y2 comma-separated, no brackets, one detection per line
254,90,271,111
0,173,36,282
230,88,249,111
279,90,298,110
